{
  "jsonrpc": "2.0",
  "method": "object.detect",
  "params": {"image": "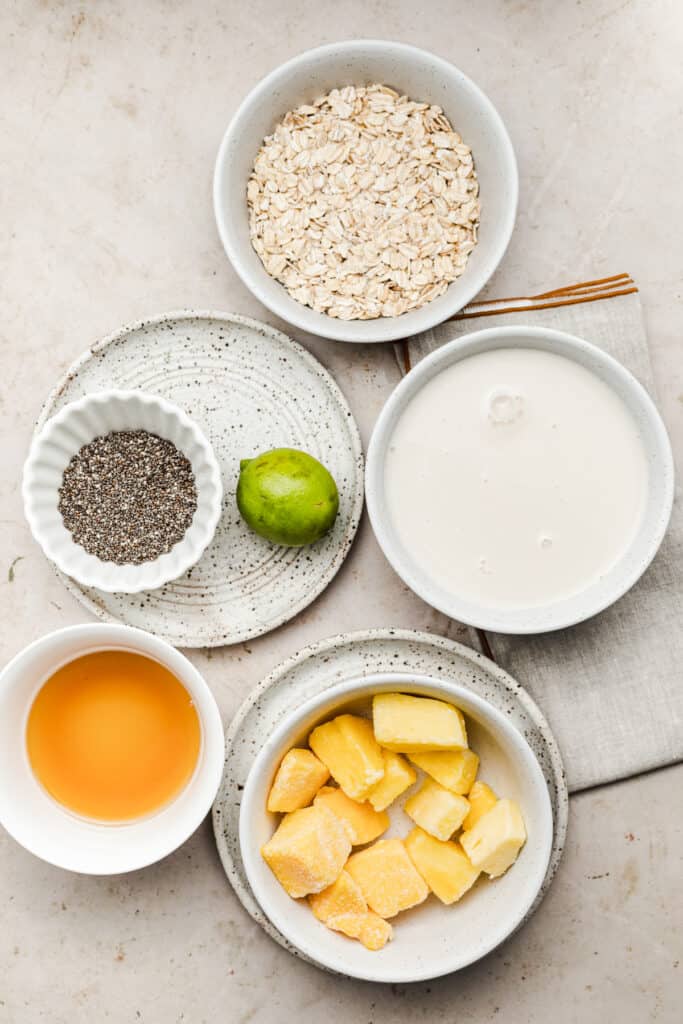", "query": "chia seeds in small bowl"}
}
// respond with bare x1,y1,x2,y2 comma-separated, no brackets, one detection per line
22,390,223,593
59,430,198,566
